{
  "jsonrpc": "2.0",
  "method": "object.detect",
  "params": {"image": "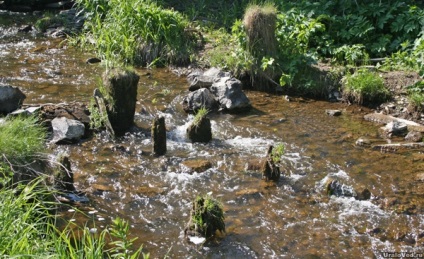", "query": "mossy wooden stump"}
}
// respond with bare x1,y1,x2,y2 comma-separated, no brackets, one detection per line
243,4,278,92
102,68,139,136
261,145,281,181
151,116,167,156
185,195,225,239
186,116,212,143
